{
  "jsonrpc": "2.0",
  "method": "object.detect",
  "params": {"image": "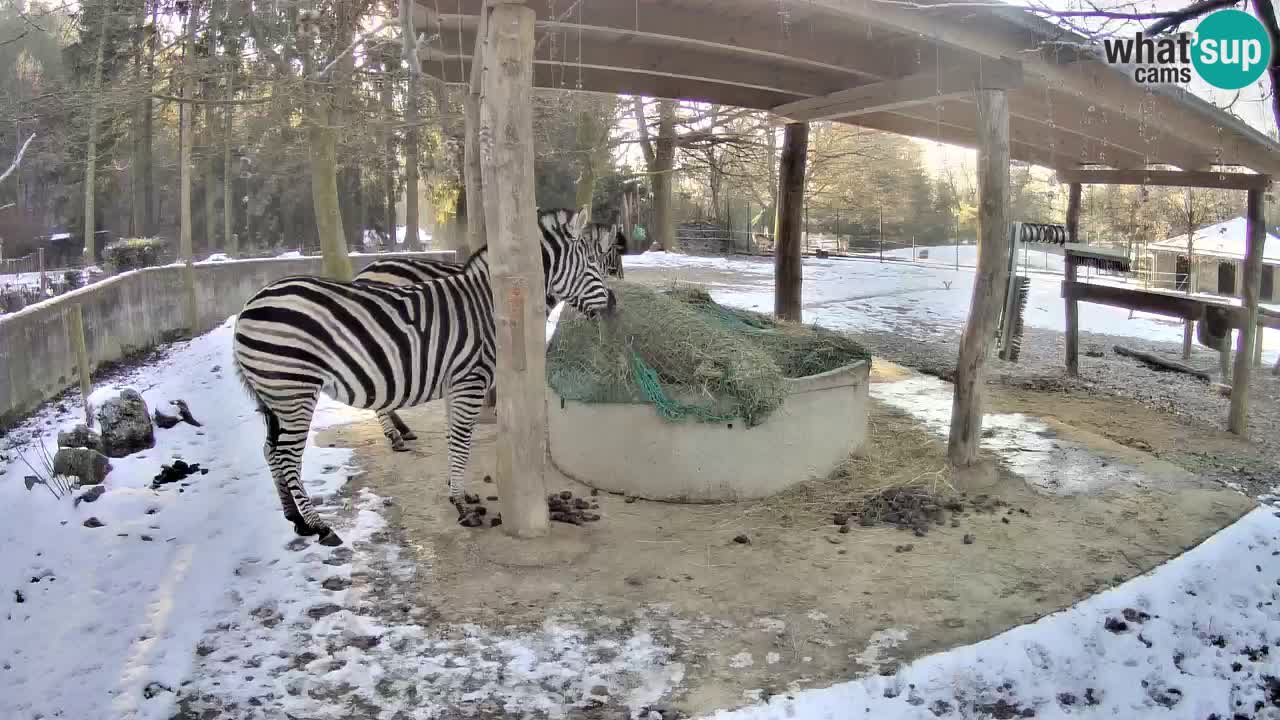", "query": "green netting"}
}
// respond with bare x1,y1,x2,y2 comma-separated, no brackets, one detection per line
547,281,870,426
